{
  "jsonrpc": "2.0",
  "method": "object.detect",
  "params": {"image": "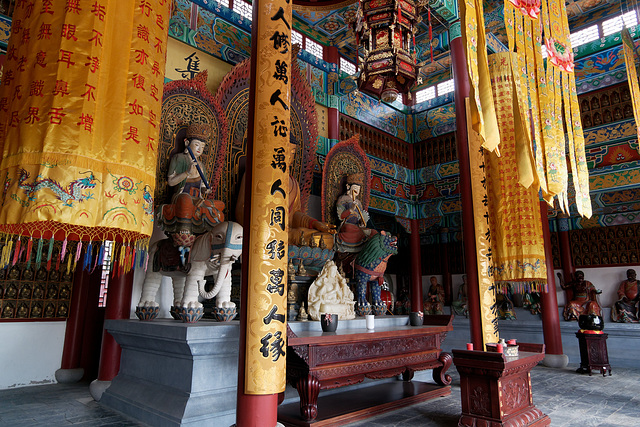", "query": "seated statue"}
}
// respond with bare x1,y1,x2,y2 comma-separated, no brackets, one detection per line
157,123,225,249
497,291,516,320
307,260,356,321
335,173,377,253
451,275,468,317
557,271,602,321
235,142,335,249
611,269,640,323
423,276,444,315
